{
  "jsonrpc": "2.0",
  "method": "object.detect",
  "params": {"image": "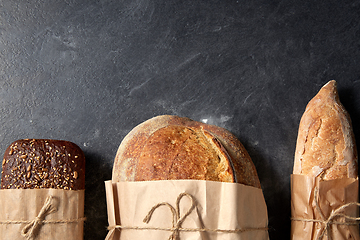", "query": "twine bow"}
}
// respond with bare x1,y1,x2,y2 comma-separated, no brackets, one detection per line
292,187,360,240
143,192,195,240
106,192,268,240
21,195,58,240
0,194,86,240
